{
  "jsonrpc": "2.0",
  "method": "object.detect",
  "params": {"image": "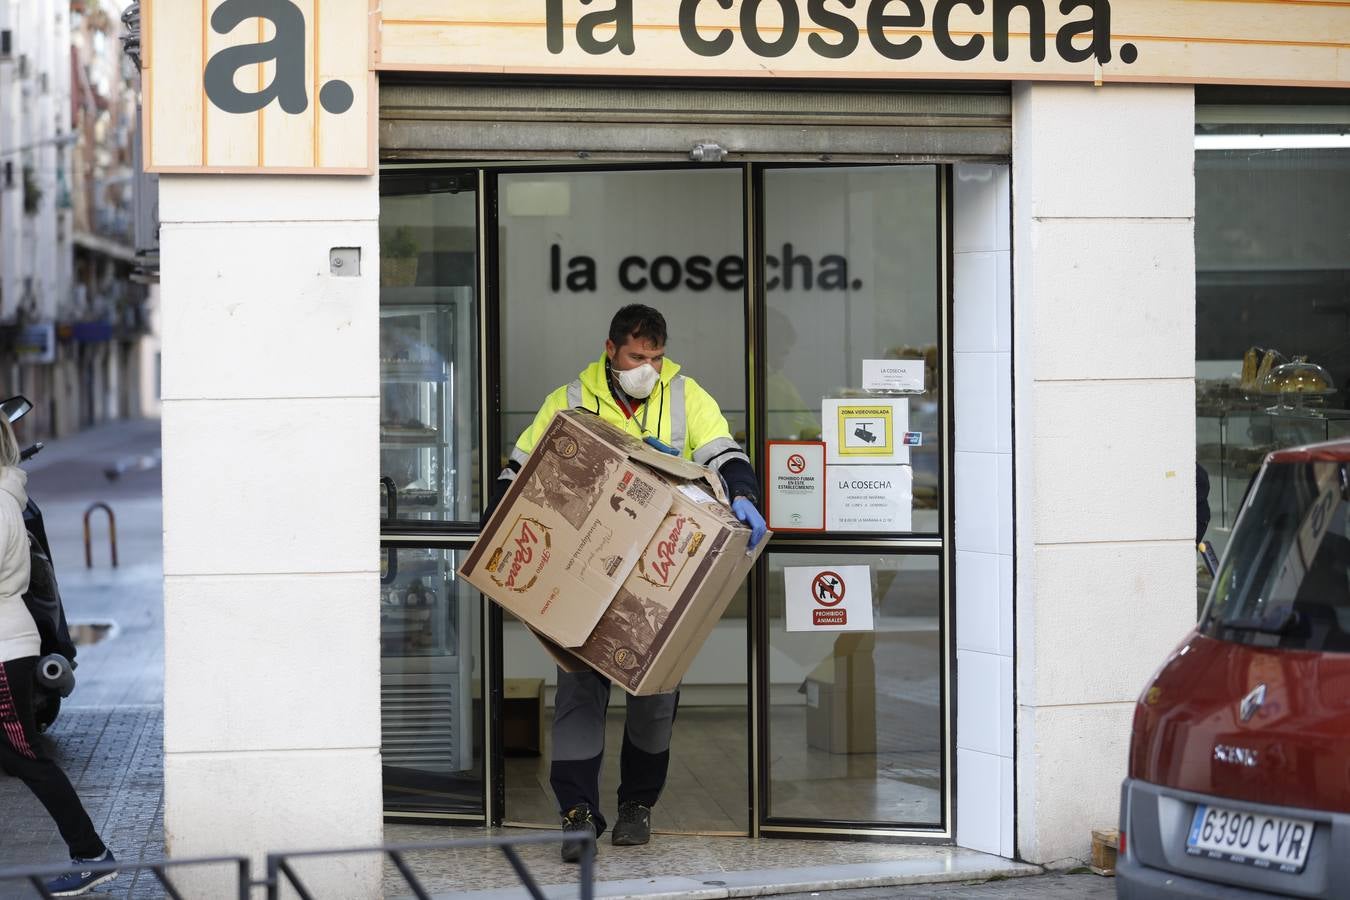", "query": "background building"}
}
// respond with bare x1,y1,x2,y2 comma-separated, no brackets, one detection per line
0,0,156,438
